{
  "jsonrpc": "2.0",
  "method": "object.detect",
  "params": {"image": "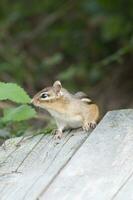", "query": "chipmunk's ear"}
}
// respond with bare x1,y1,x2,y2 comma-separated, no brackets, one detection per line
53,80,62,94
